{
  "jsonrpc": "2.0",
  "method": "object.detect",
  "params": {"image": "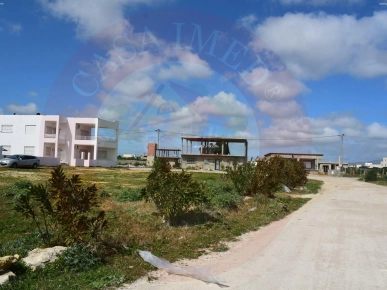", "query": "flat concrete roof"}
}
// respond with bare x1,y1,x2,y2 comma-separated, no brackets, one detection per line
264,152,324,157
156,148,181,151
181,136,248,142
319,161,349,165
